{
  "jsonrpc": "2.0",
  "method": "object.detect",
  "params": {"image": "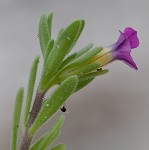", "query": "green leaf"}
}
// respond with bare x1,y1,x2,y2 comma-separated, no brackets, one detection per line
67,47,102,68
29,76,78,135
30,115,65,150
58,62,100,83
79,69,109,79
58,43,93,70
39,14,51,56
75,43,93,58
58,47,102,75
47,13,53,38
22,56,39,131
58,53,77,70
75,69,109,92
58,28,64,37
51,144,66,150
75,77,94,92
73,20,85,46
44,40,54,63
39,20,84,92
10,88,24,150
67,62,100,77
